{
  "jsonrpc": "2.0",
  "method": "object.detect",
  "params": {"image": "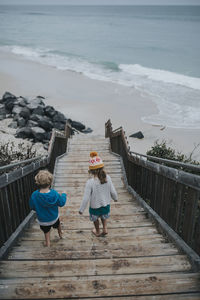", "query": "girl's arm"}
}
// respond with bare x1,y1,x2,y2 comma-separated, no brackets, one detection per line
109,176,118,202
79,180,92,214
